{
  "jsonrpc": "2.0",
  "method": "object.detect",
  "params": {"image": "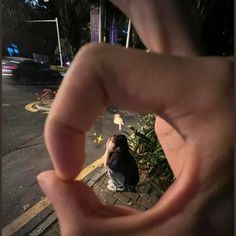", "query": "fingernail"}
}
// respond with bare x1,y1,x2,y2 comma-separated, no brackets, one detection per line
37,171,49,182
36,171,53,194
